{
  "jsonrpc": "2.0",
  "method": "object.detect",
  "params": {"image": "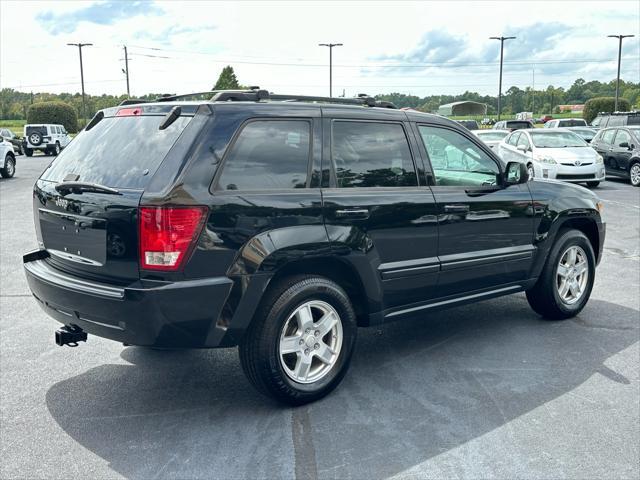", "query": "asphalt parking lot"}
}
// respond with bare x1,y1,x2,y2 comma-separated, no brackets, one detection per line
1,155,638,480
